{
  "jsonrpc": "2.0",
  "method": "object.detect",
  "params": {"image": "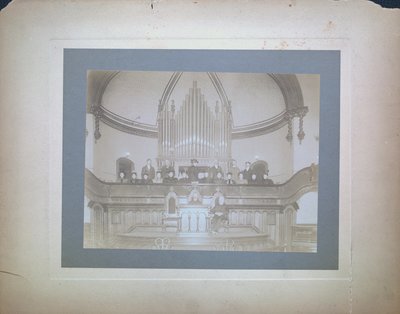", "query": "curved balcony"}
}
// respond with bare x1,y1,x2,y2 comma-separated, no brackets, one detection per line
85,165,318,208
84,165,318,252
